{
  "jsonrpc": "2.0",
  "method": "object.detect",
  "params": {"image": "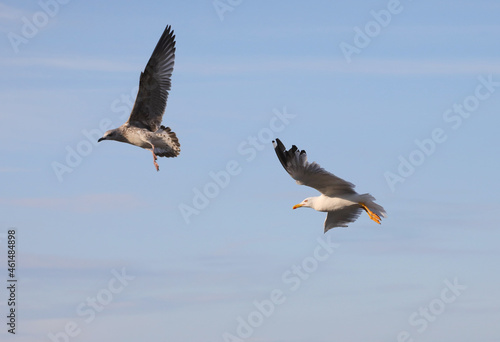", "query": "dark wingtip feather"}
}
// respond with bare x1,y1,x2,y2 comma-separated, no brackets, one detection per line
147,25,176,70
273,138,309,177
273,138,284,149
273,138,291,172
